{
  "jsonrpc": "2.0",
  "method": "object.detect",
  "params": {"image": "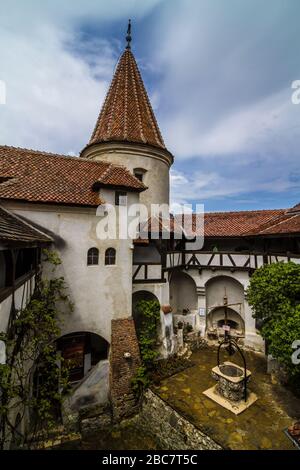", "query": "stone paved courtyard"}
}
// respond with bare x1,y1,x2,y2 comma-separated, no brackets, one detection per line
153,346,300,450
